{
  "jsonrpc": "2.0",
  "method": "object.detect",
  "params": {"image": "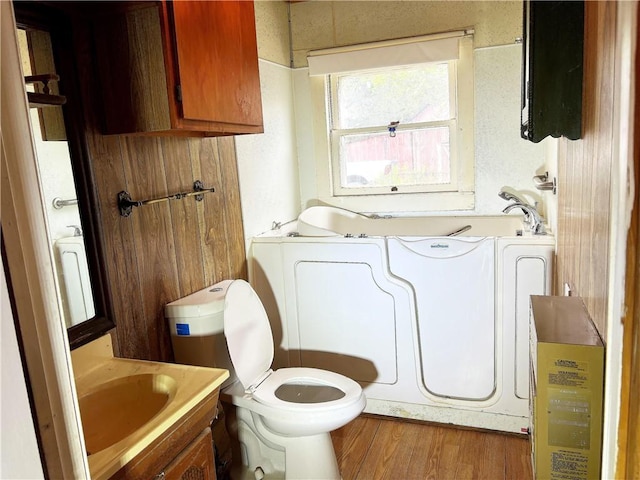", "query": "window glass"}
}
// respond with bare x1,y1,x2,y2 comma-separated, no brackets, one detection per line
338,127,451,189
330,62,457,195
334,64,450,129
